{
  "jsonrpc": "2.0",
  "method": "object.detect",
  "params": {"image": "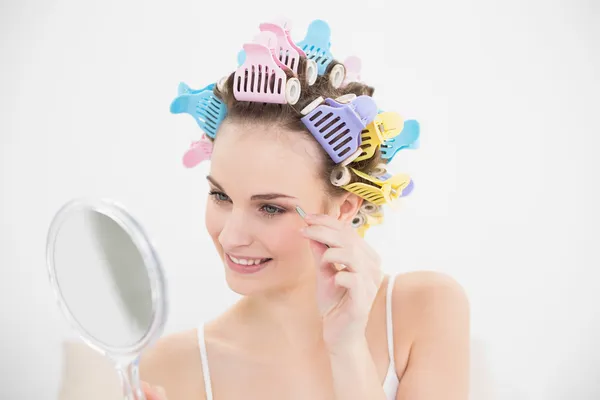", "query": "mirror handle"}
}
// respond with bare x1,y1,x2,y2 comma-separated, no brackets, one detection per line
117,358,145,400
